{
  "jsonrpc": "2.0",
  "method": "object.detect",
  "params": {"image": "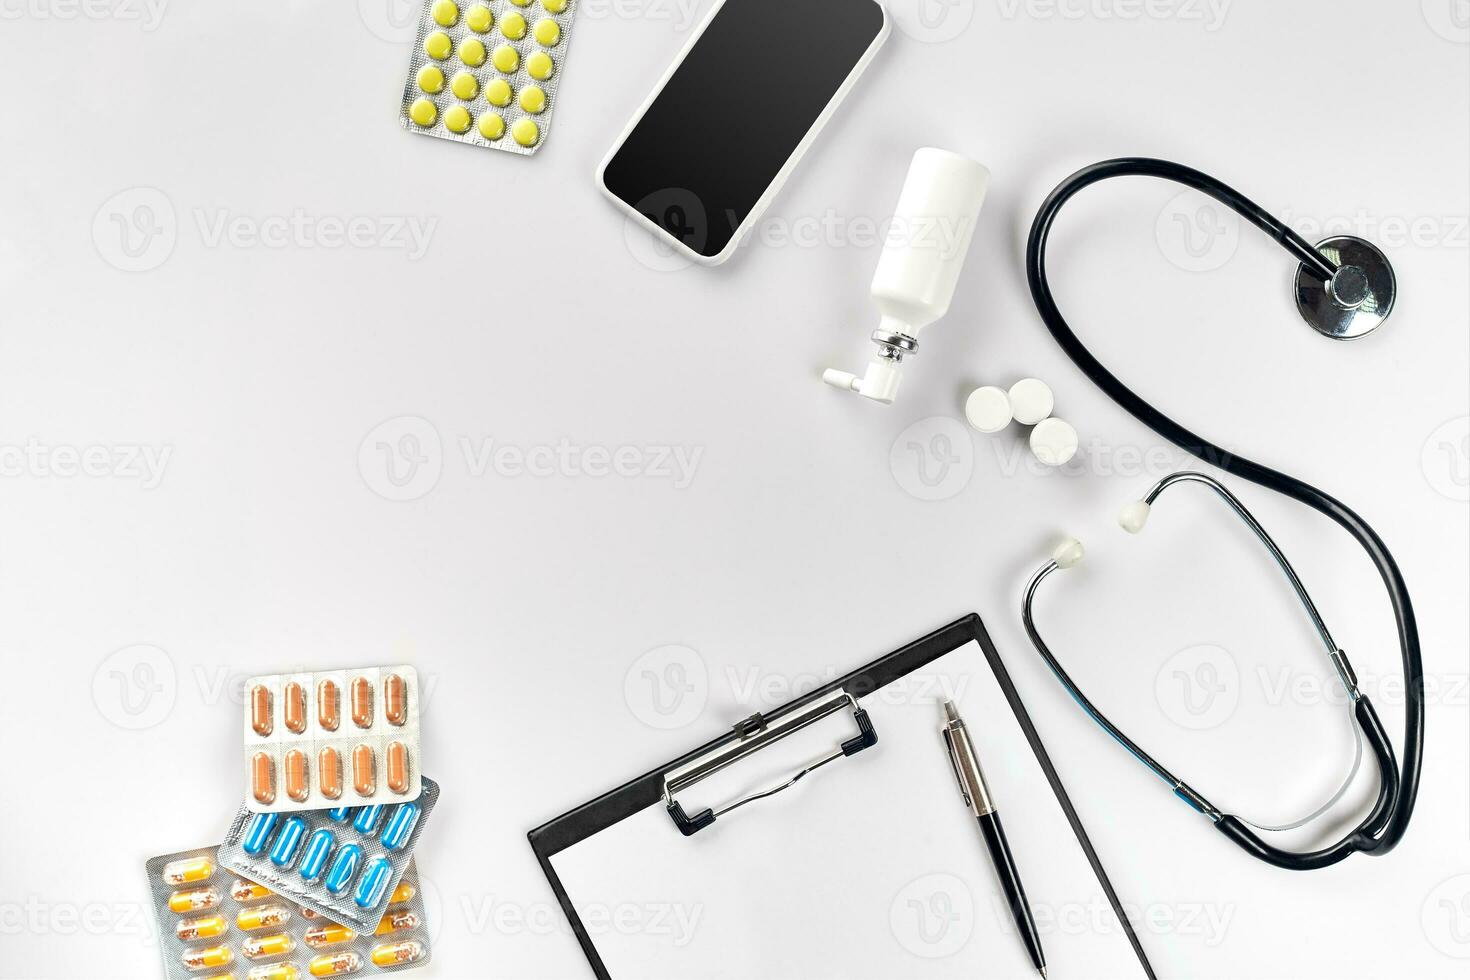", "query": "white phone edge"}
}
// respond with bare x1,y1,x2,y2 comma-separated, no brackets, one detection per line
595,0,892,267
